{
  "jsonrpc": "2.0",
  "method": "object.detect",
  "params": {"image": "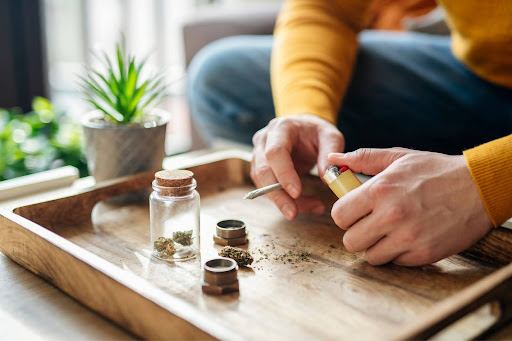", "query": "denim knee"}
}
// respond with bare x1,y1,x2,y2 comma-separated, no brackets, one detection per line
187,38,235,125
187,38,242,99
186,36,274,144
